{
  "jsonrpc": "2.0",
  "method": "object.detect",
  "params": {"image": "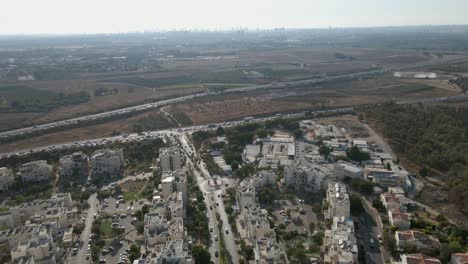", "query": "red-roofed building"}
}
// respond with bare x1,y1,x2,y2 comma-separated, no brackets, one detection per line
381,192,402,210
451,253,468,264
389,208,411,230
395,230,440,254
402,253,441,264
